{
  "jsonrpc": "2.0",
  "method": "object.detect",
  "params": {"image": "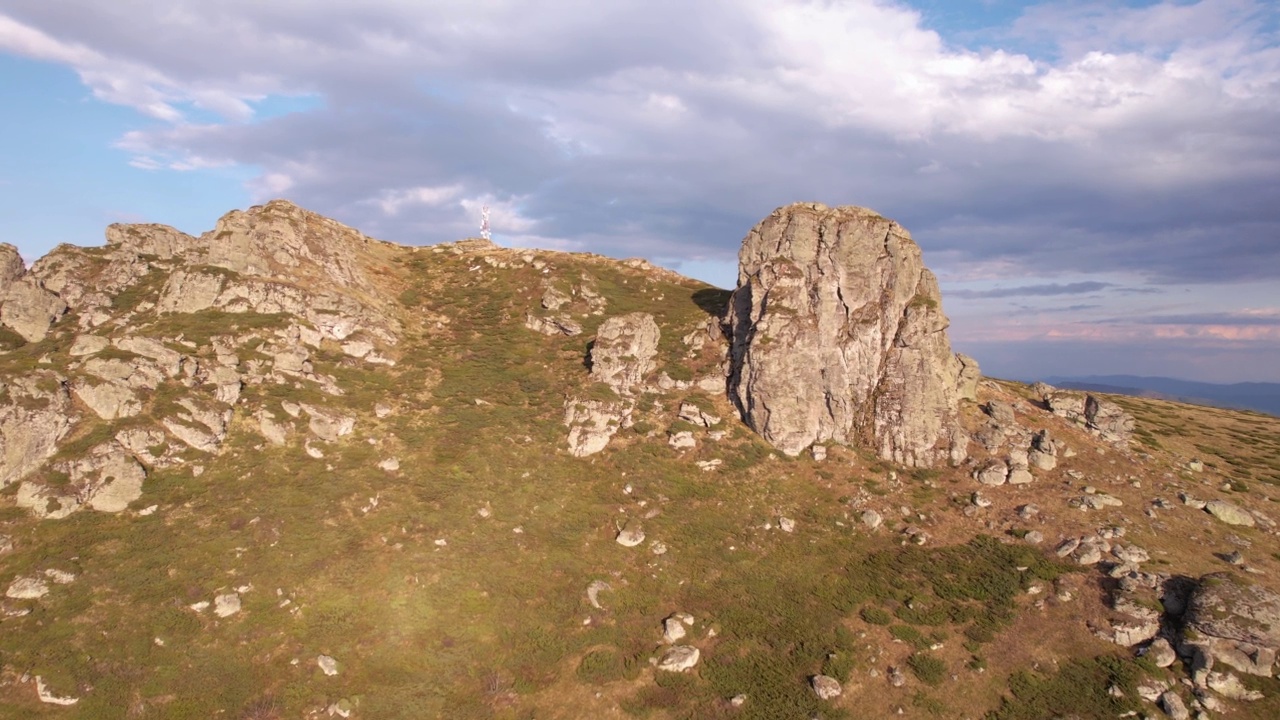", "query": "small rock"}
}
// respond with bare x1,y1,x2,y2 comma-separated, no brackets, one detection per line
861,509,883,530
616,526,646,547
1055,538,1081,557
374,403,392,418
730,694,747,707
378,457,400,472
657,645,700,672
1188,459,1204,472
651,541,668,555
43,569,75,585
1018,504,1039,519
888,666,906,687
35,676,79,706
971,492,992,508
1024,530,1044,545
317,655,339,676
811,674,843,700
778,516,796,533
811,445,827,462
663,616,688,643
